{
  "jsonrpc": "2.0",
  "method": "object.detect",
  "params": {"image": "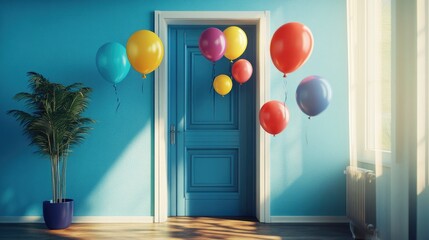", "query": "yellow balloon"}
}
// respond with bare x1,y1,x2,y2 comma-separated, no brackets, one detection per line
213,74,233,96
223,26,247,61
126,30,164,78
